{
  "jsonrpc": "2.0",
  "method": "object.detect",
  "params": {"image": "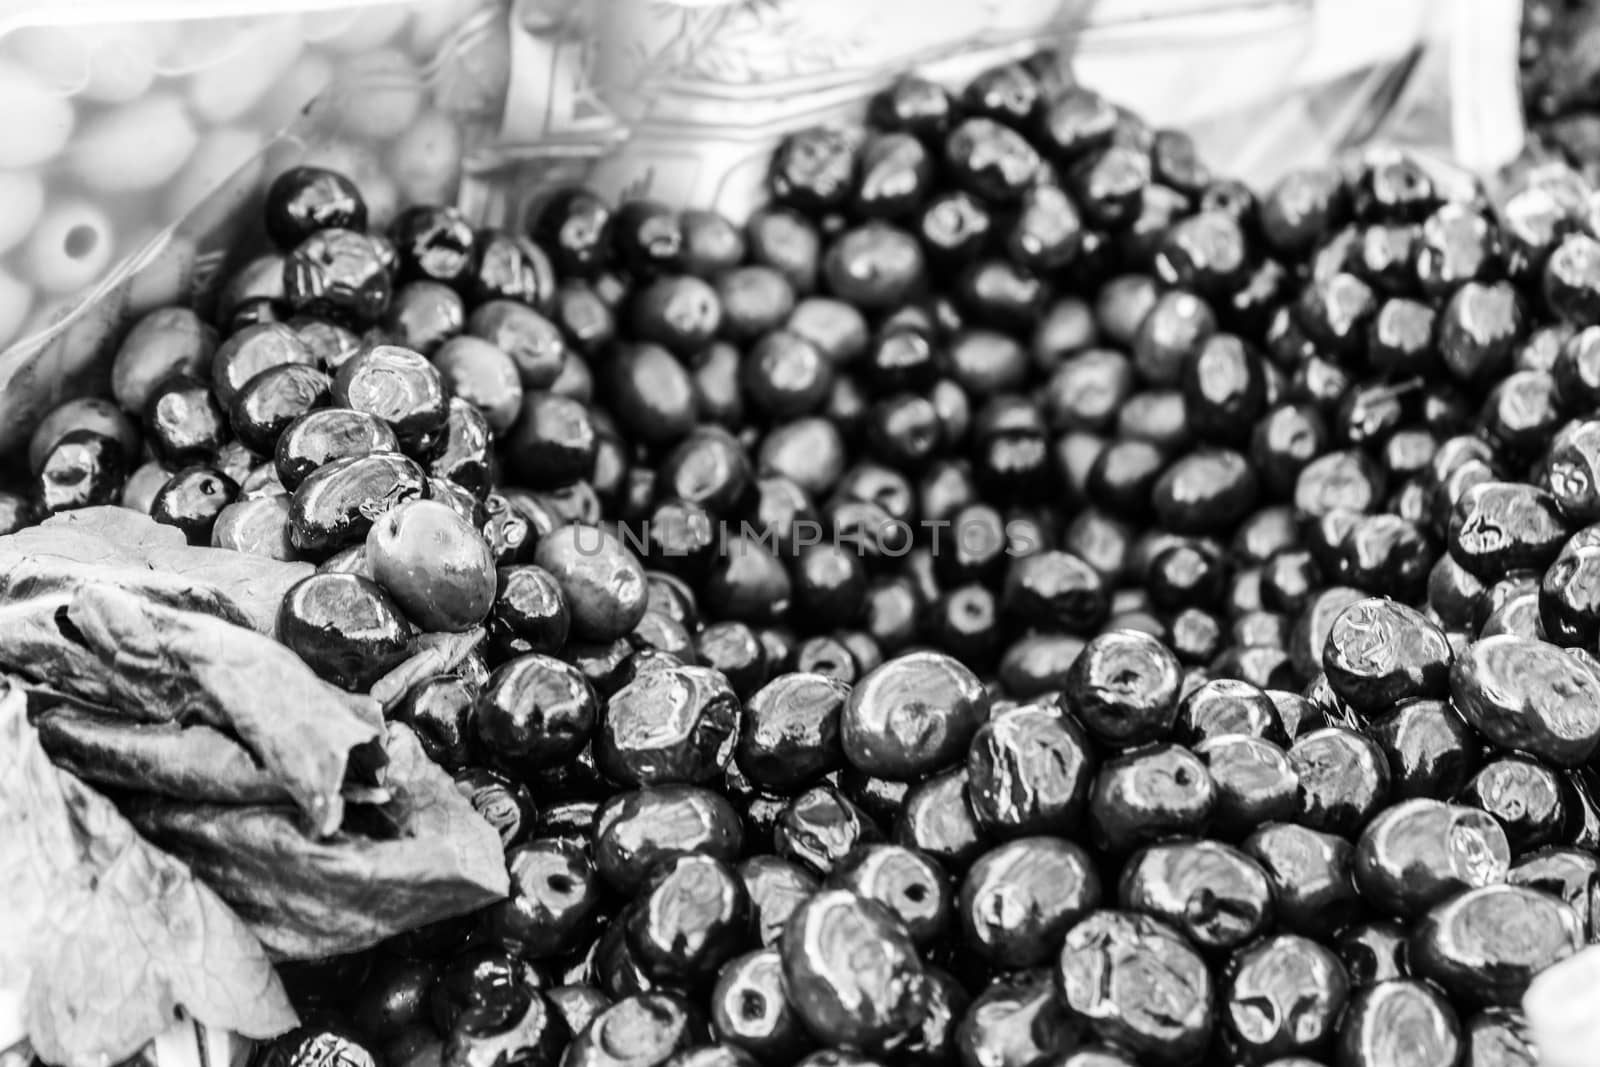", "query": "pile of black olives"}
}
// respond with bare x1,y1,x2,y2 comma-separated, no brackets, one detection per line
19,51,1600,1067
